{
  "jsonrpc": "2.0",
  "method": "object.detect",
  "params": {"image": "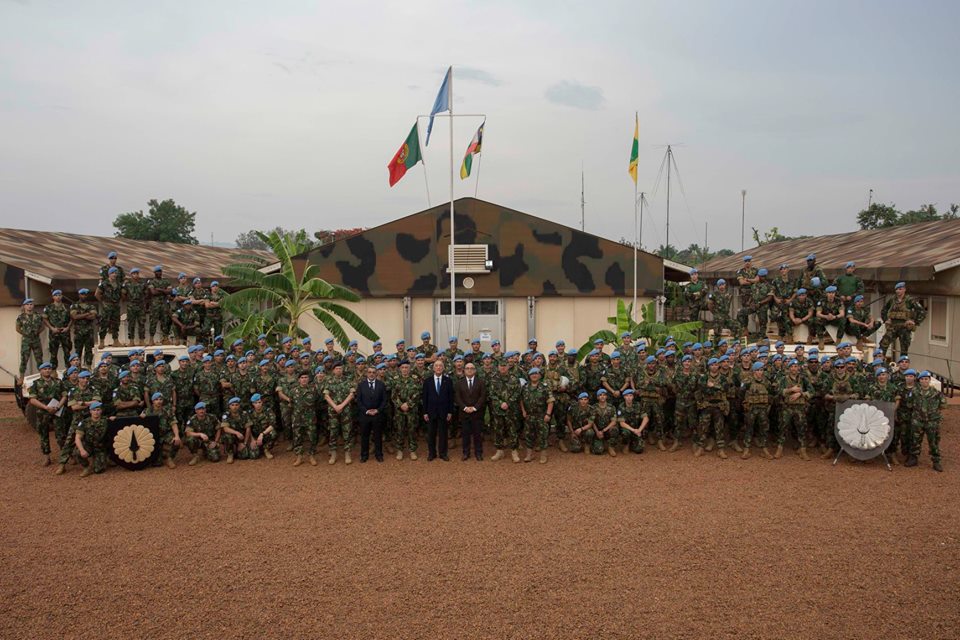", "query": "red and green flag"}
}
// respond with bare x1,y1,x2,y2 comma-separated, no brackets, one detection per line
460,120,484,180
388,122,423,187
